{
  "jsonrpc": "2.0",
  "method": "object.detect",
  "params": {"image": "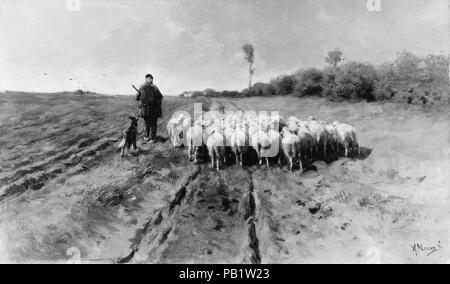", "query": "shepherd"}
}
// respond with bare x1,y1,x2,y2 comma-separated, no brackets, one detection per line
134,74,163,143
